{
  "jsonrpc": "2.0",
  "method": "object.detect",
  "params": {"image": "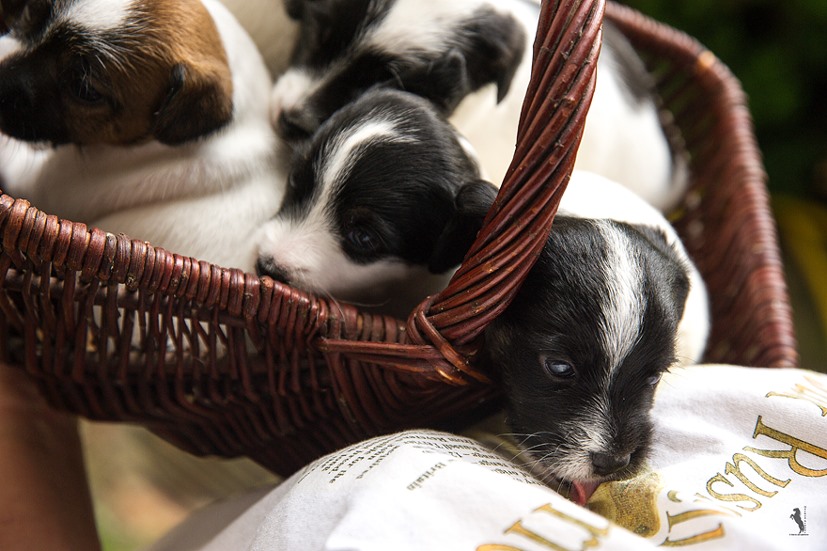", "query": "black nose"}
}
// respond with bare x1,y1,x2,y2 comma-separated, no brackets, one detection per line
0,78,33,134
590,452,631,476
276,110,314,141
255,257,290,283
